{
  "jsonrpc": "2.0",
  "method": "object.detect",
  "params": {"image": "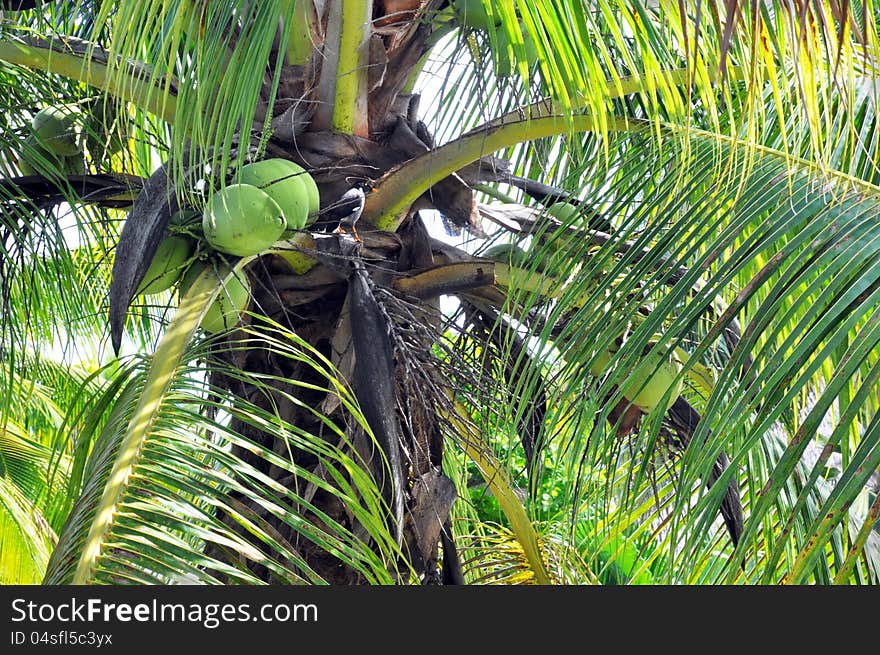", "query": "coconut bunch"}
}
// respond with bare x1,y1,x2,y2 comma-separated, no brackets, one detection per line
17,105,86,177
480,222,744,547
17,98,128,179
136,158,320,333
482,230,684,421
